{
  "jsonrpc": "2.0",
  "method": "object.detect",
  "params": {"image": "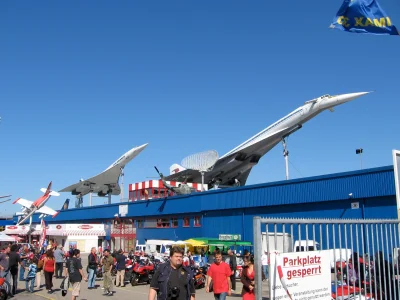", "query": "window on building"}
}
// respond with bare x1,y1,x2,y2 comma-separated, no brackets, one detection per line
158,188,166,198
156,218,170,228
171,218,178,228
136,220,144,228
147,188,153,199
153,189,159,199
129,190,139,202
144,219,158,228
194,216,201,227
183,217,190,227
